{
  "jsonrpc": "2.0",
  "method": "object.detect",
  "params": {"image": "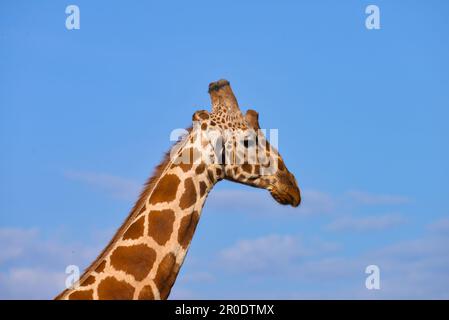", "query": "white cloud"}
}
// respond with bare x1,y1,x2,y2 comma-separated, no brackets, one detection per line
326,214,406,232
